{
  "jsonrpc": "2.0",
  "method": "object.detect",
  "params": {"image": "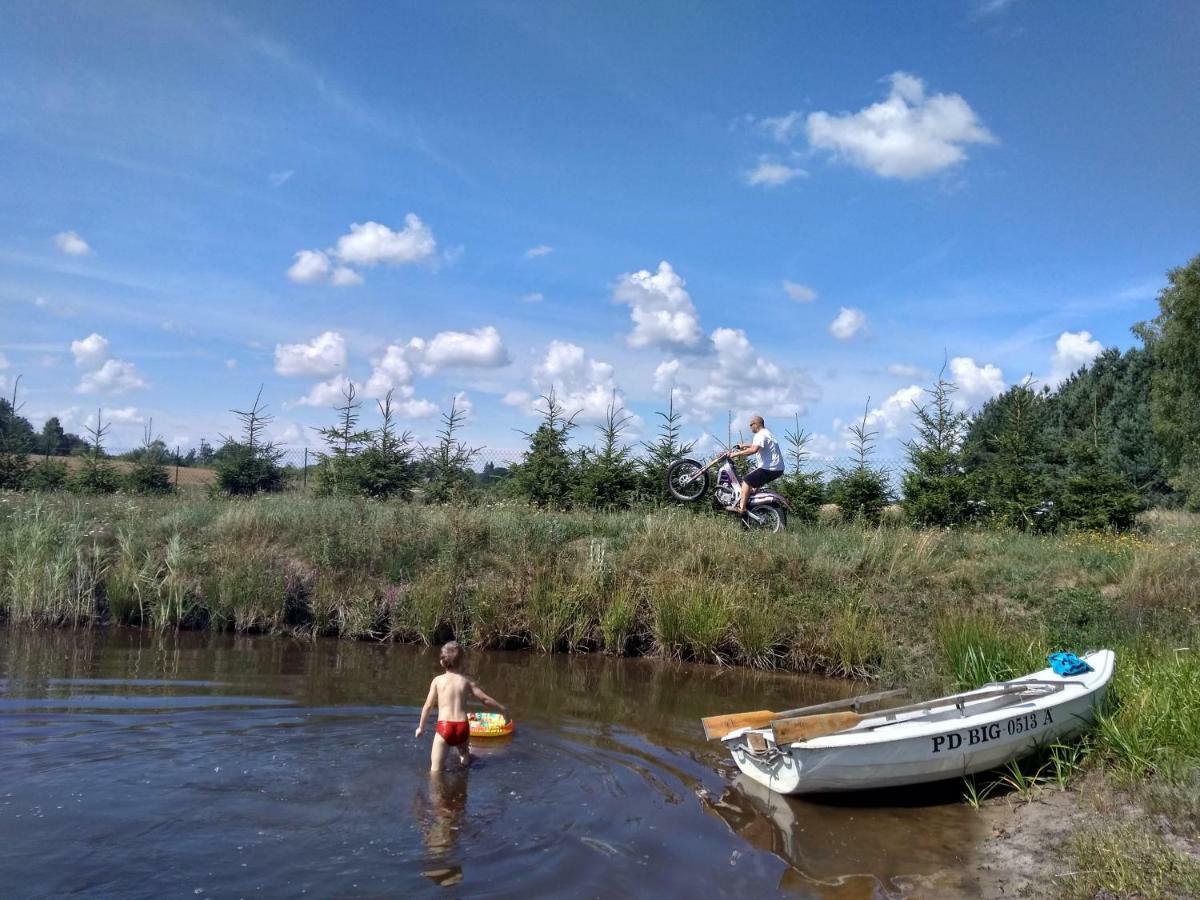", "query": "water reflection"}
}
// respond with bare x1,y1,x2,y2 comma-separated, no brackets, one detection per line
418,772,468,886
